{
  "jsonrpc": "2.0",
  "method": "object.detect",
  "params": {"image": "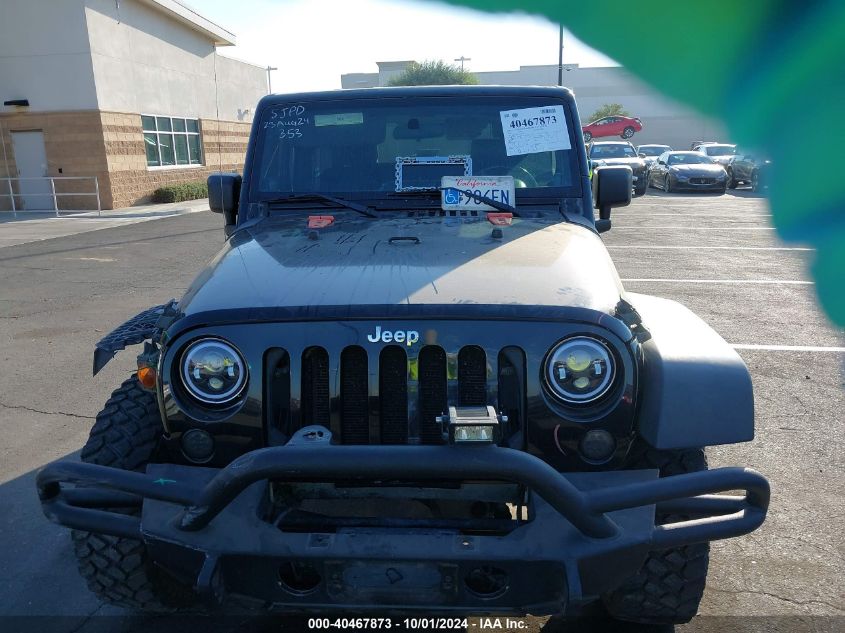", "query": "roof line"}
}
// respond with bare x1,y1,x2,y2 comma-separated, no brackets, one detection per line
138,0,236,46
